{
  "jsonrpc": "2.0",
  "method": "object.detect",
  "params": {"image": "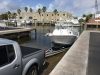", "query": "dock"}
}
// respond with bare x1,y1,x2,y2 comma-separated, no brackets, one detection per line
0,26,37,39
50,31,100,75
